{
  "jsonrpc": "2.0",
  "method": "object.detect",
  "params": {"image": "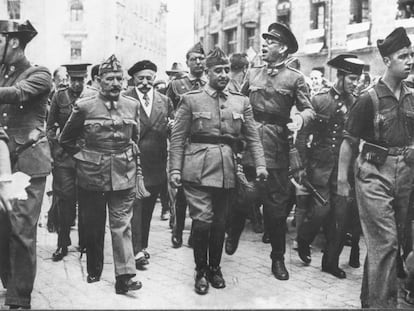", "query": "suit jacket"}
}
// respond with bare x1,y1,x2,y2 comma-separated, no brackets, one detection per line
0,57,52,177
169,84,266,189
123,87,174,187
